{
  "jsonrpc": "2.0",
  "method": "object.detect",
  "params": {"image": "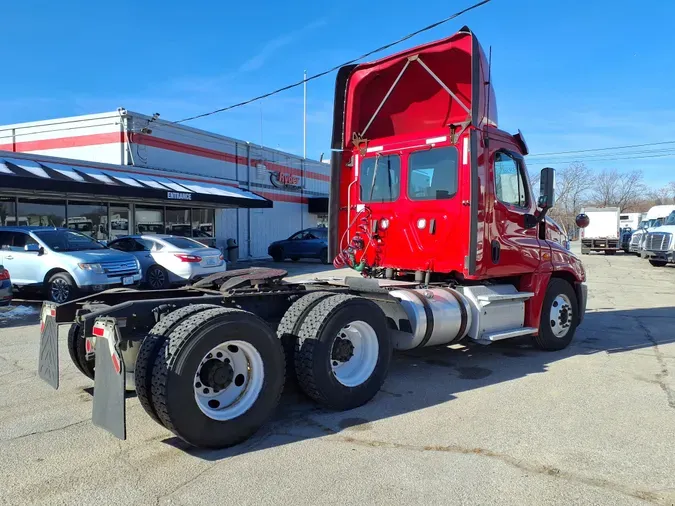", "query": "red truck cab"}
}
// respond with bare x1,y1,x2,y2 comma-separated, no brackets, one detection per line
329,25,587,331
